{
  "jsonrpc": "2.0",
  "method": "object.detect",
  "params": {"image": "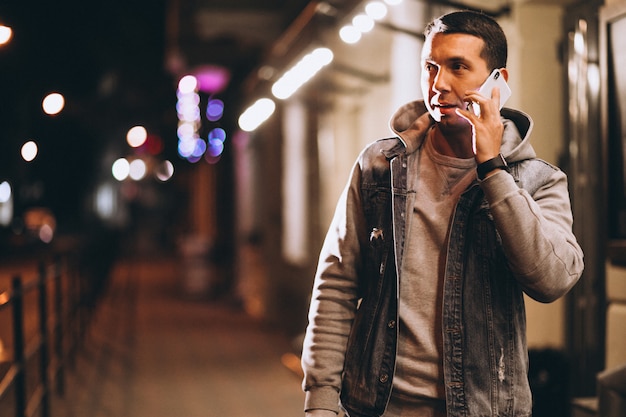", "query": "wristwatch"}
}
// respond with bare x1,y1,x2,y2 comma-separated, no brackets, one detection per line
477,153,508,180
